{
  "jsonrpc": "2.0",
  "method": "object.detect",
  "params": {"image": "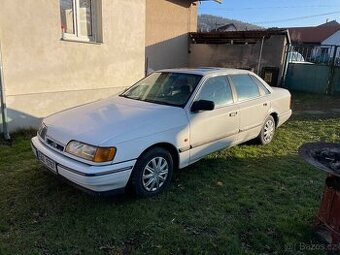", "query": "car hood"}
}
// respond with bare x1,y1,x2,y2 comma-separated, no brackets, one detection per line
44,96,188,146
